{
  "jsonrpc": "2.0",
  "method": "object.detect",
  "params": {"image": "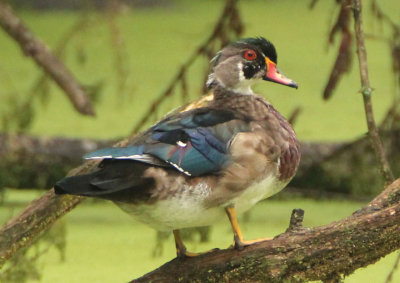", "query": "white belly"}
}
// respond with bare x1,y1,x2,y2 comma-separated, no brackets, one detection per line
116,175,285,231
234,175,284,214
